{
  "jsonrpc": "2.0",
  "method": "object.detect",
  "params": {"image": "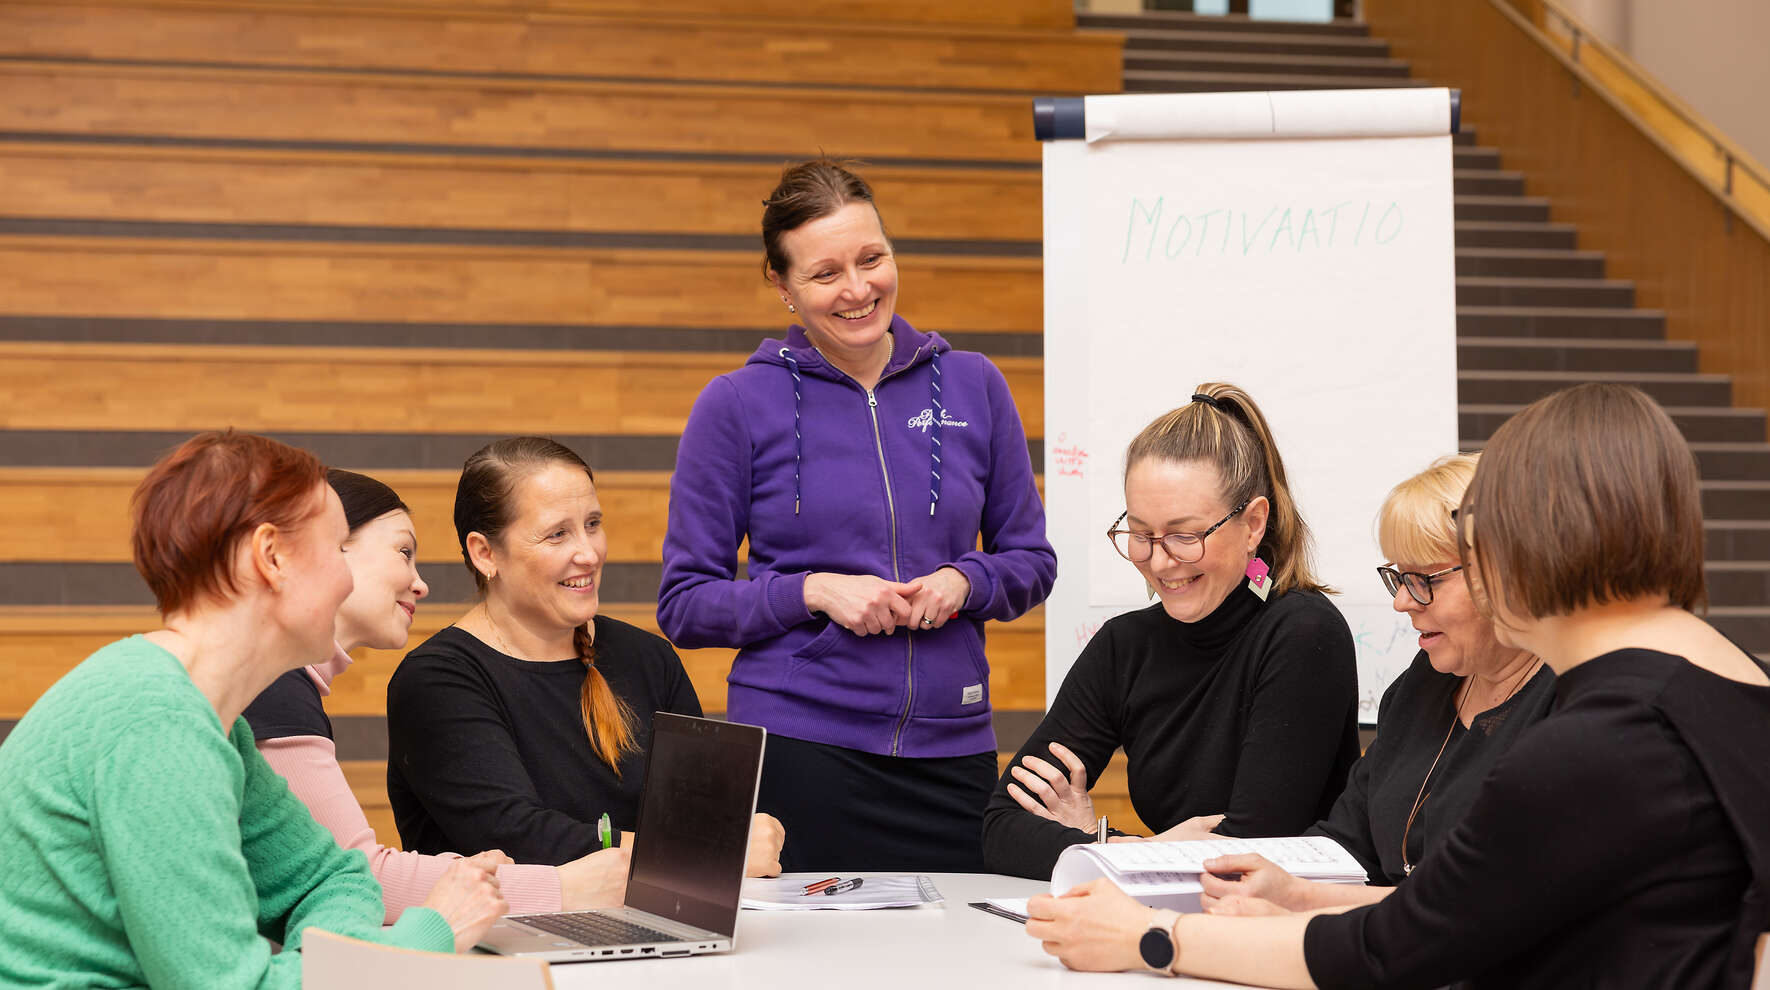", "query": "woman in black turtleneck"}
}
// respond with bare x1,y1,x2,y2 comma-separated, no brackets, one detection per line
981,385,1360,880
